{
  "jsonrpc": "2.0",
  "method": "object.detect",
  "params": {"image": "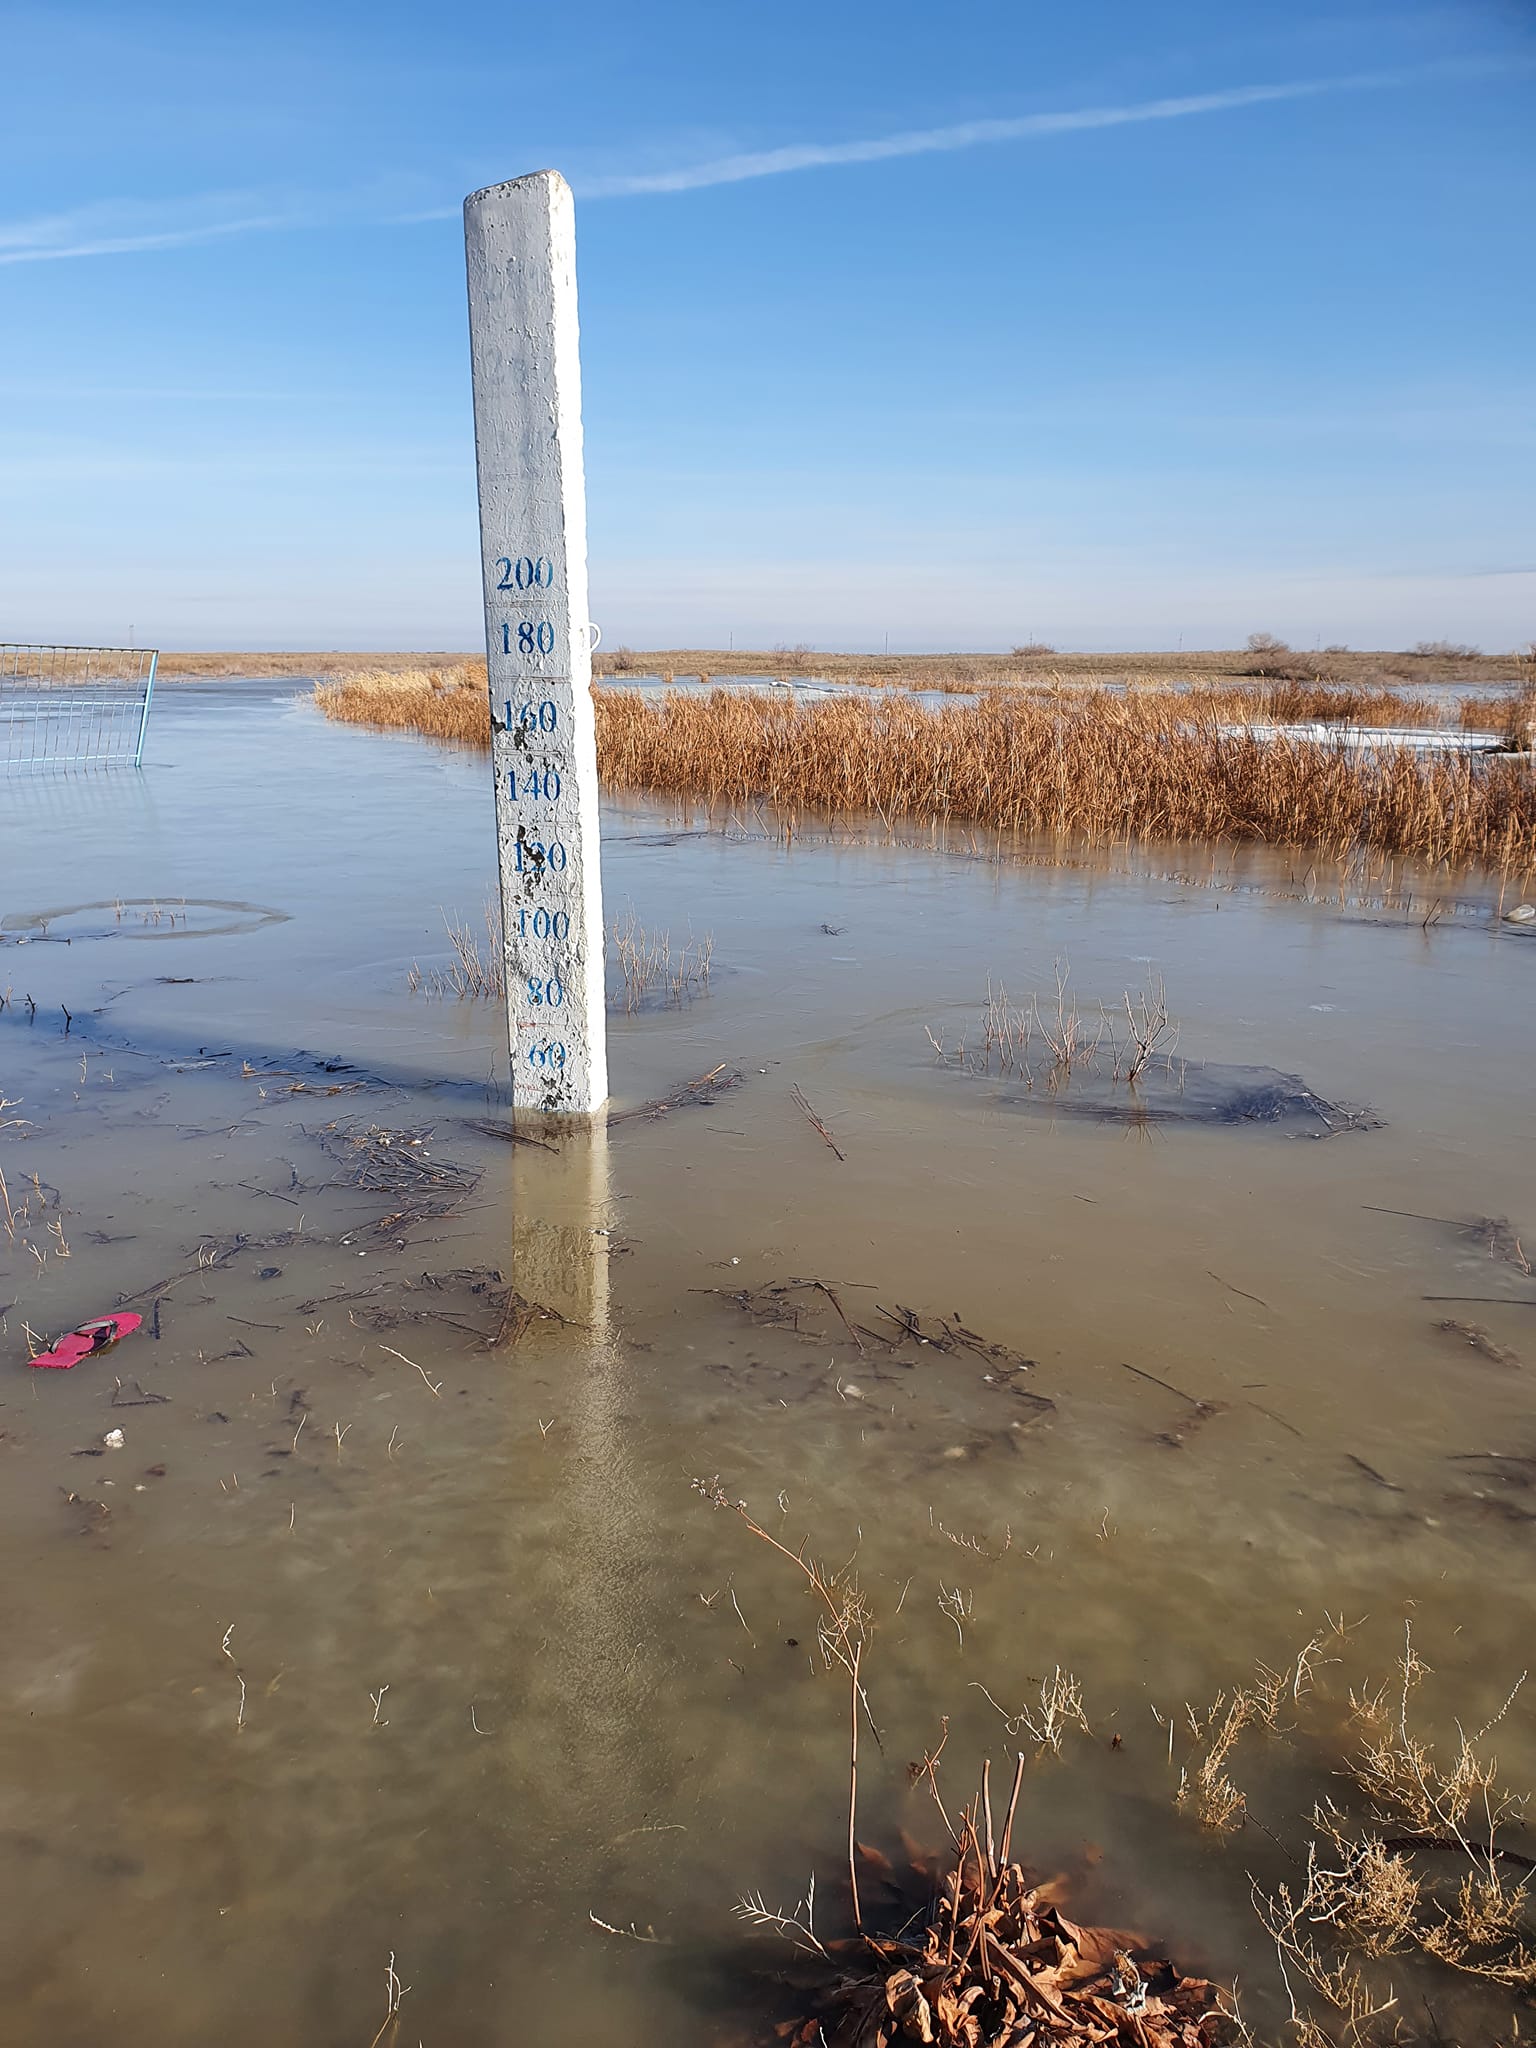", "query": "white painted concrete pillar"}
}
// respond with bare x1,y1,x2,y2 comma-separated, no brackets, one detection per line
464,169,607,1117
